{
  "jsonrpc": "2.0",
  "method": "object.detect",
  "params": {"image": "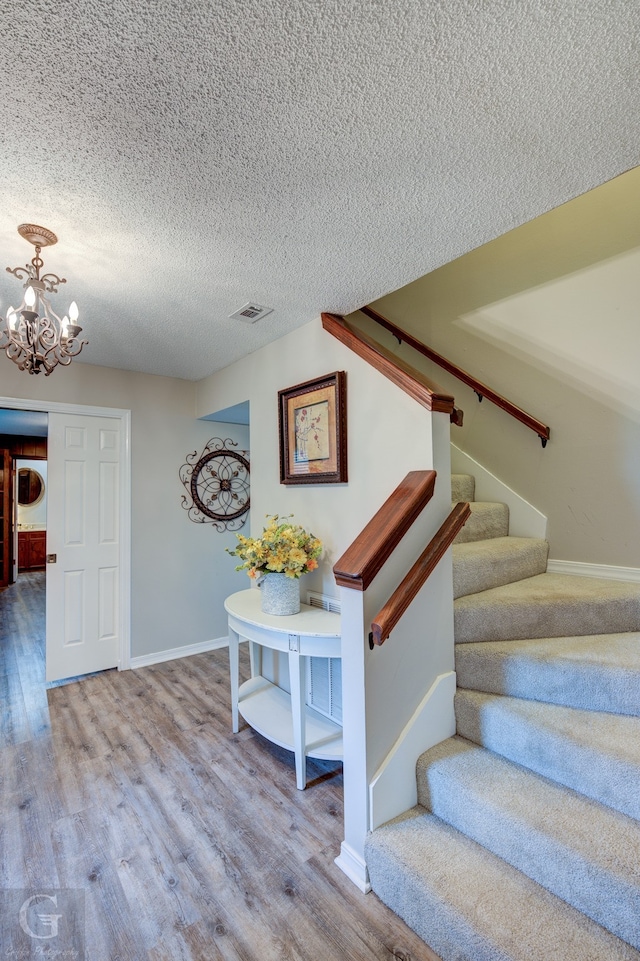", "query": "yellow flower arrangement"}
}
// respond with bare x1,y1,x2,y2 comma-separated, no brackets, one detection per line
227,515,323,580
